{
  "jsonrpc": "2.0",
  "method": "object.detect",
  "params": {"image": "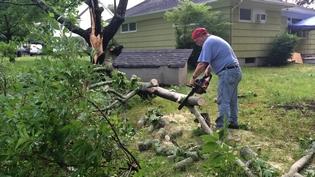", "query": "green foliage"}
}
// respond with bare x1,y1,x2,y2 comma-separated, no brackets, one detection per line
0,58,138,176
45,35,89,60
134,156,172,177
0,0,46,42
0,0,82,43
250,159,279,177
267,33,298,66
0,64,8,96
0,42,17,62
164,0,230,67
298,137,314,150
139,107,165,130
201,134,244,176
